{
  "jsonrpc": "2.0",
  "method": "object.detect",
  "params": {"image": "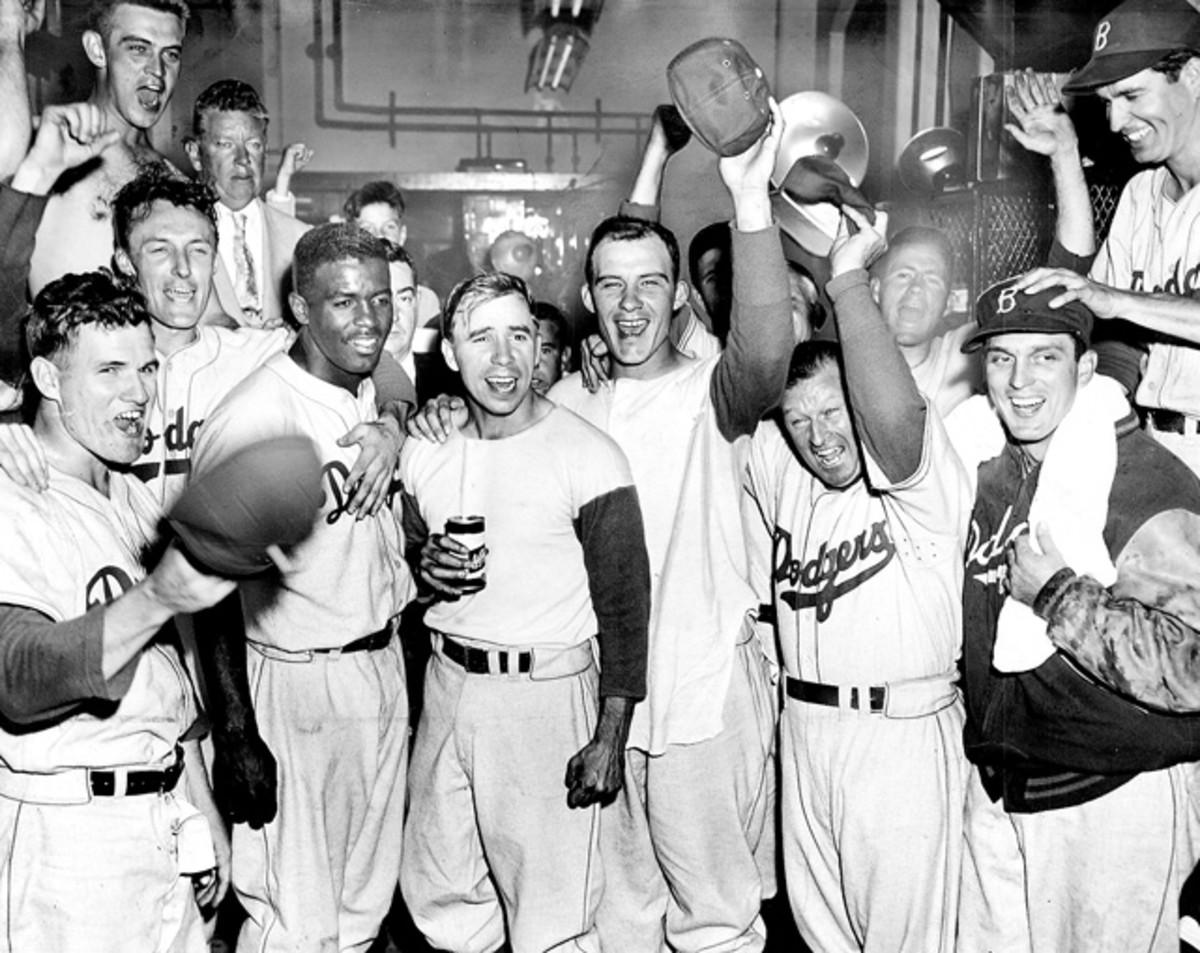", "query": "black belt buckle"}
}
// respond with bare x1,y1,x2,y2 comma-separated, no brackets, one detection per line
850,686,886,713
1149,408,1189,434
